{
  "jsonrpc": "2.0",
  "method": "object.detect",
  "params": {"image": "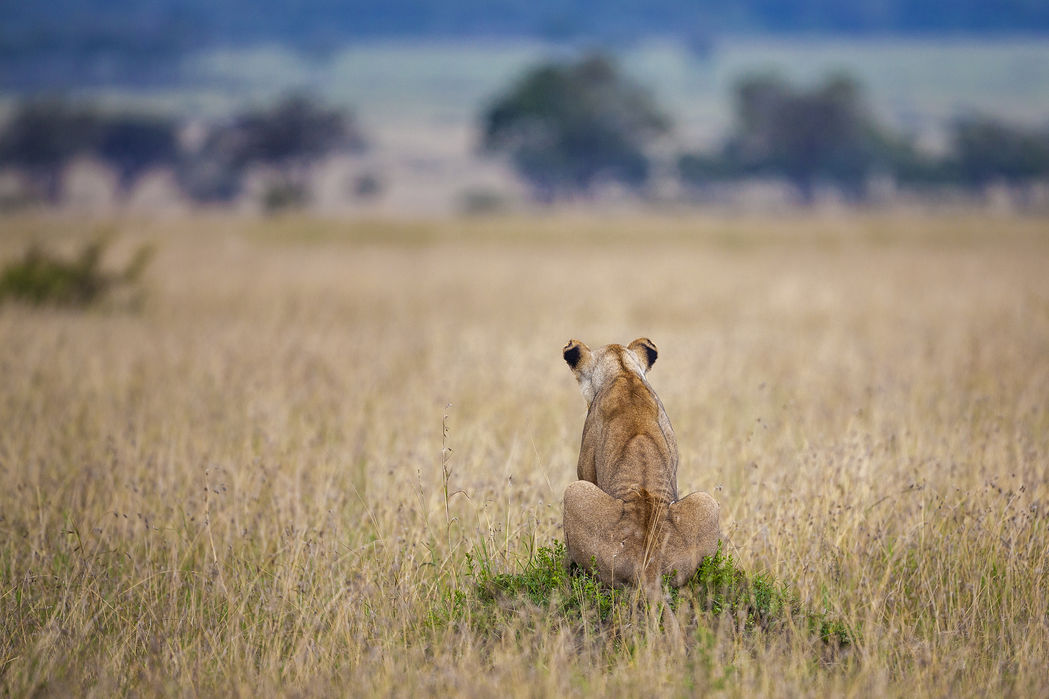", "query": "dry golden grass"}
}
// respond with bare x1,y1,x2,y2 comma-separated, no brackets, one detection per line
1,211,1047,696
